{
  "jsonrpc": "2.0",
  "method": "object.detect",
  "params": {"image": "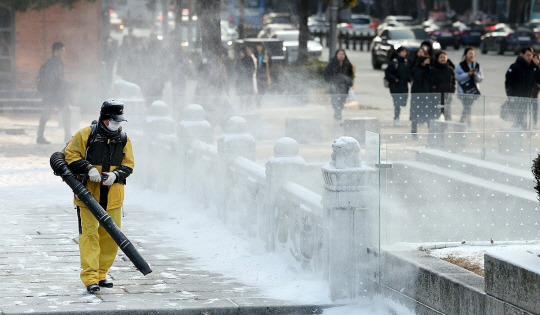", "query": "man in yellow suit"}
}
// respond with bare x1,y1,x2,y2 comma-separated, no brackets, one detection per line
64,100,134,293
